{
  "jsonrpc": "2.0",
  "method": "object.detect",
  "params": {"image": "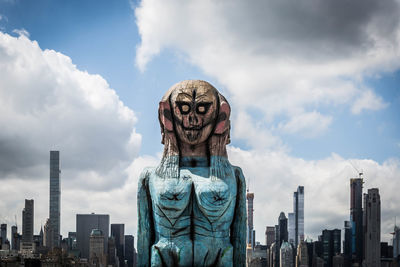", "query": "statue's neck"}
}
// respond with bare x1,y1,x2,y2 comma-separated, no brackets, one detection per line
179,142,208,167
179,142,207,158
